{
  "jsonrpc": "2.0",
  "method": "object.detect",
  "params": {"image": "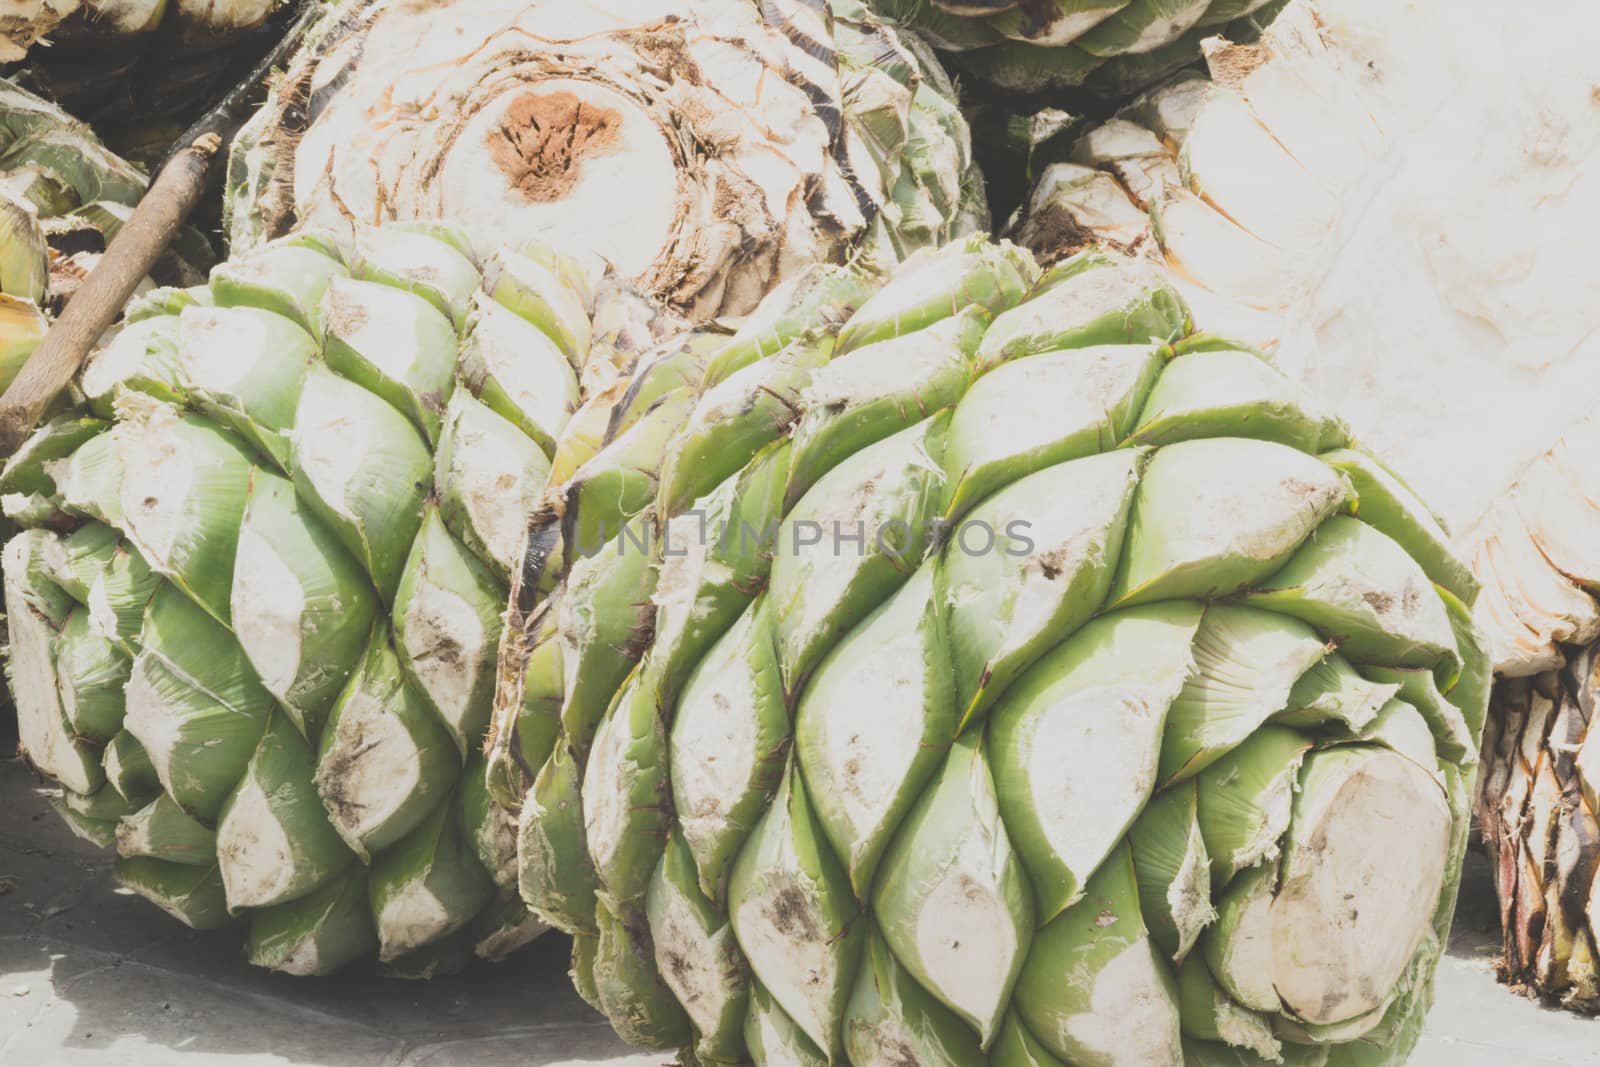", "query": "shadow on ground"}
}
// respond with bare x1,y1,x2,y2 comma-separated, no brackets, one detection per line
0,758,659,1066
3,756,1598,1065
